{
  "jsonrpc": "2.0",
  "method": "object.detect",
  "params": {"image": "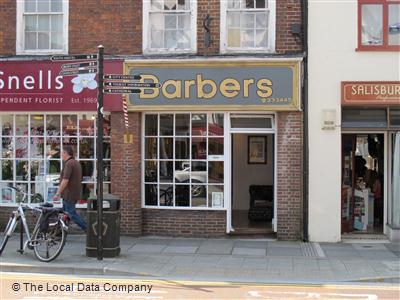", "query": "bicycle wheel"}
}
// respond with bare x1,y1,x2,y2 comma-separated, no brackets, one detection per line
33,220,66,262
0,216,17,255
